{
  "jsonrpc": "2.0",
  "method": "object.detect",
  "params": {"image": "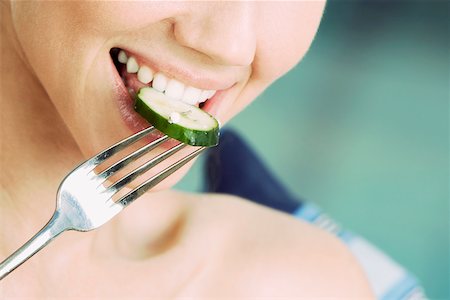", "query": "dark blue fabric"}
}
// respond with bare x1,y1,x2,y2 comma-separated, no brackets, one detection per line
204,129,302,214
